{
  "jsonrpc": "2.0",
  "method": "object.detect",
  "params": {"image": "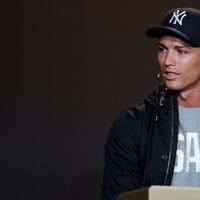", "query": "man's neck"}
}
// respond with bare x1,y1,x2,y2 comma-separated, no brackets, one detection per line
178,89,200,107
